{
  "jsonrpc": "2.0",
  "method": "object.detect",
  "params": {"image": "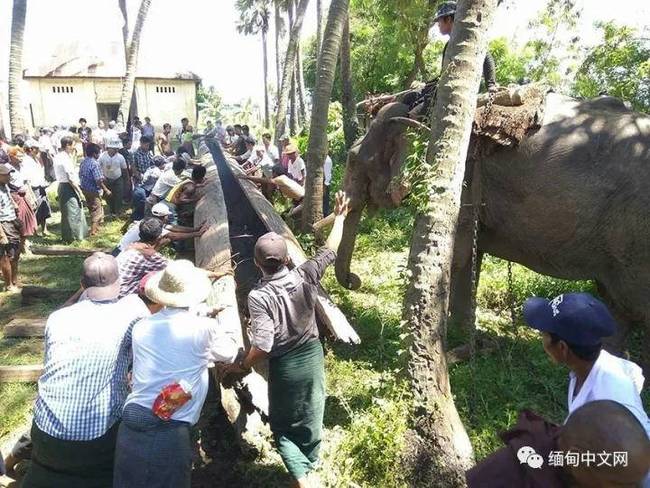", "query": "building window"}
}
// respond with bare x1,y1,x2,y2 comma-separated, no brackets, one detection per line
52,85,74,94
156,85,176,94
